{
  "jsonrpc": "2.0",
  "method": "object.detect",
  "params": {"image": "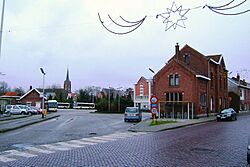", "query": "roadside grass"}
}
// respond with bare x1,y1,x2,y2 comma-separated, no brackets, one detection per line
150,120,177,126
